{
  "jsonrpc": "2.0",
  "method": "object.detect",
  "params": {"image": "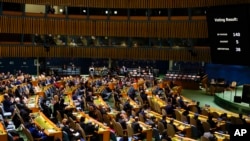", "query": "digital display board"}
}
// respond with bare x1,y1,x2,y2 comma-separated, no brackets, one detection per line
206,4,250,66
